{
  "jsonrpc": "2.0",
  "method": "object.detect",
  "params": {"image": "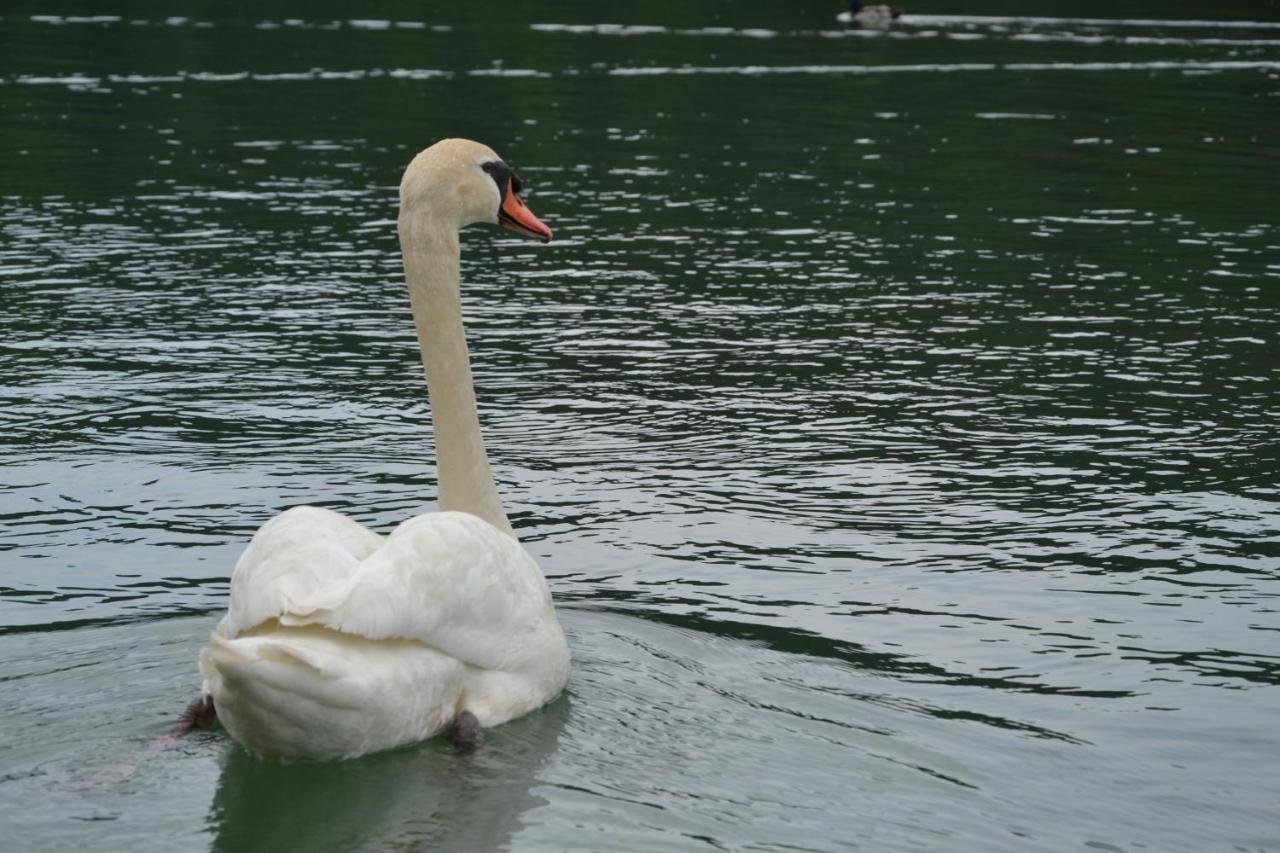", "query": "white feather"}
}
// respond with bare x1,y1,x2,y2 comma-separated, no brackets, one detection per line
200,508,569,759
